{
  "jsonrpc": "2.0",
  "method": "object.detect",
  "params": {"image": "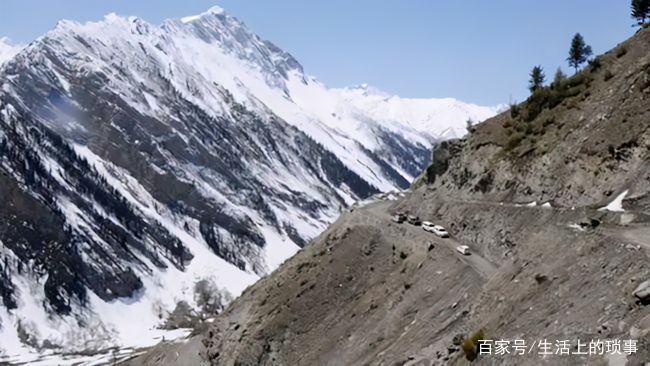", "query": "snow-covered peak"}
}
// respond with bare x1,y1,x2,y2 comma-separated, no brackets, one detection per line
344,83,392,99
207,5,226,14
181,5,226,23
48,13,156,42
0,37,24,65
9,4,500,184
165,7,304,79
13,4,501,182
335,86,502,139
